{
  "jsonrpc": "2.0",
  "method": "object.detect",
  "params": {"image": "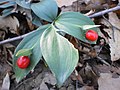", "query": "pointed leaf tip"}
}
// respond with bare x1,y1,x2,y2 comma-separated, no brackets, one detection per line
31,0,58,22
40,25,79,87
16,49,32,57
